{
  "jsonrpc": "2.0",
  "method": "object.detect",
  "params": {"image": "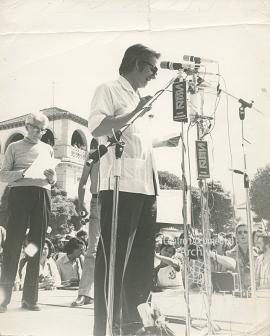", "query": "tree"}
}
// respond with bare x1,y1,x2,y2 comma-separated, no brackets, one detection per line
191,181,234,233
250,165,270,222
49,185,79,236
158,171,234,233
158,171,183,190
